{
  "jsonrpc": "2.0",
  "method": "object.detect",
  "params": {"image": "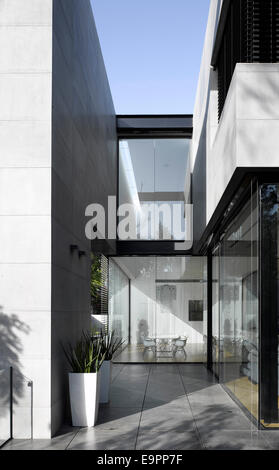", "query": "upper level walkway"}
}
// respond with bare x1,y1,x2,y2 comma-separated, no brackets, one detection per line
3,364,278,450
